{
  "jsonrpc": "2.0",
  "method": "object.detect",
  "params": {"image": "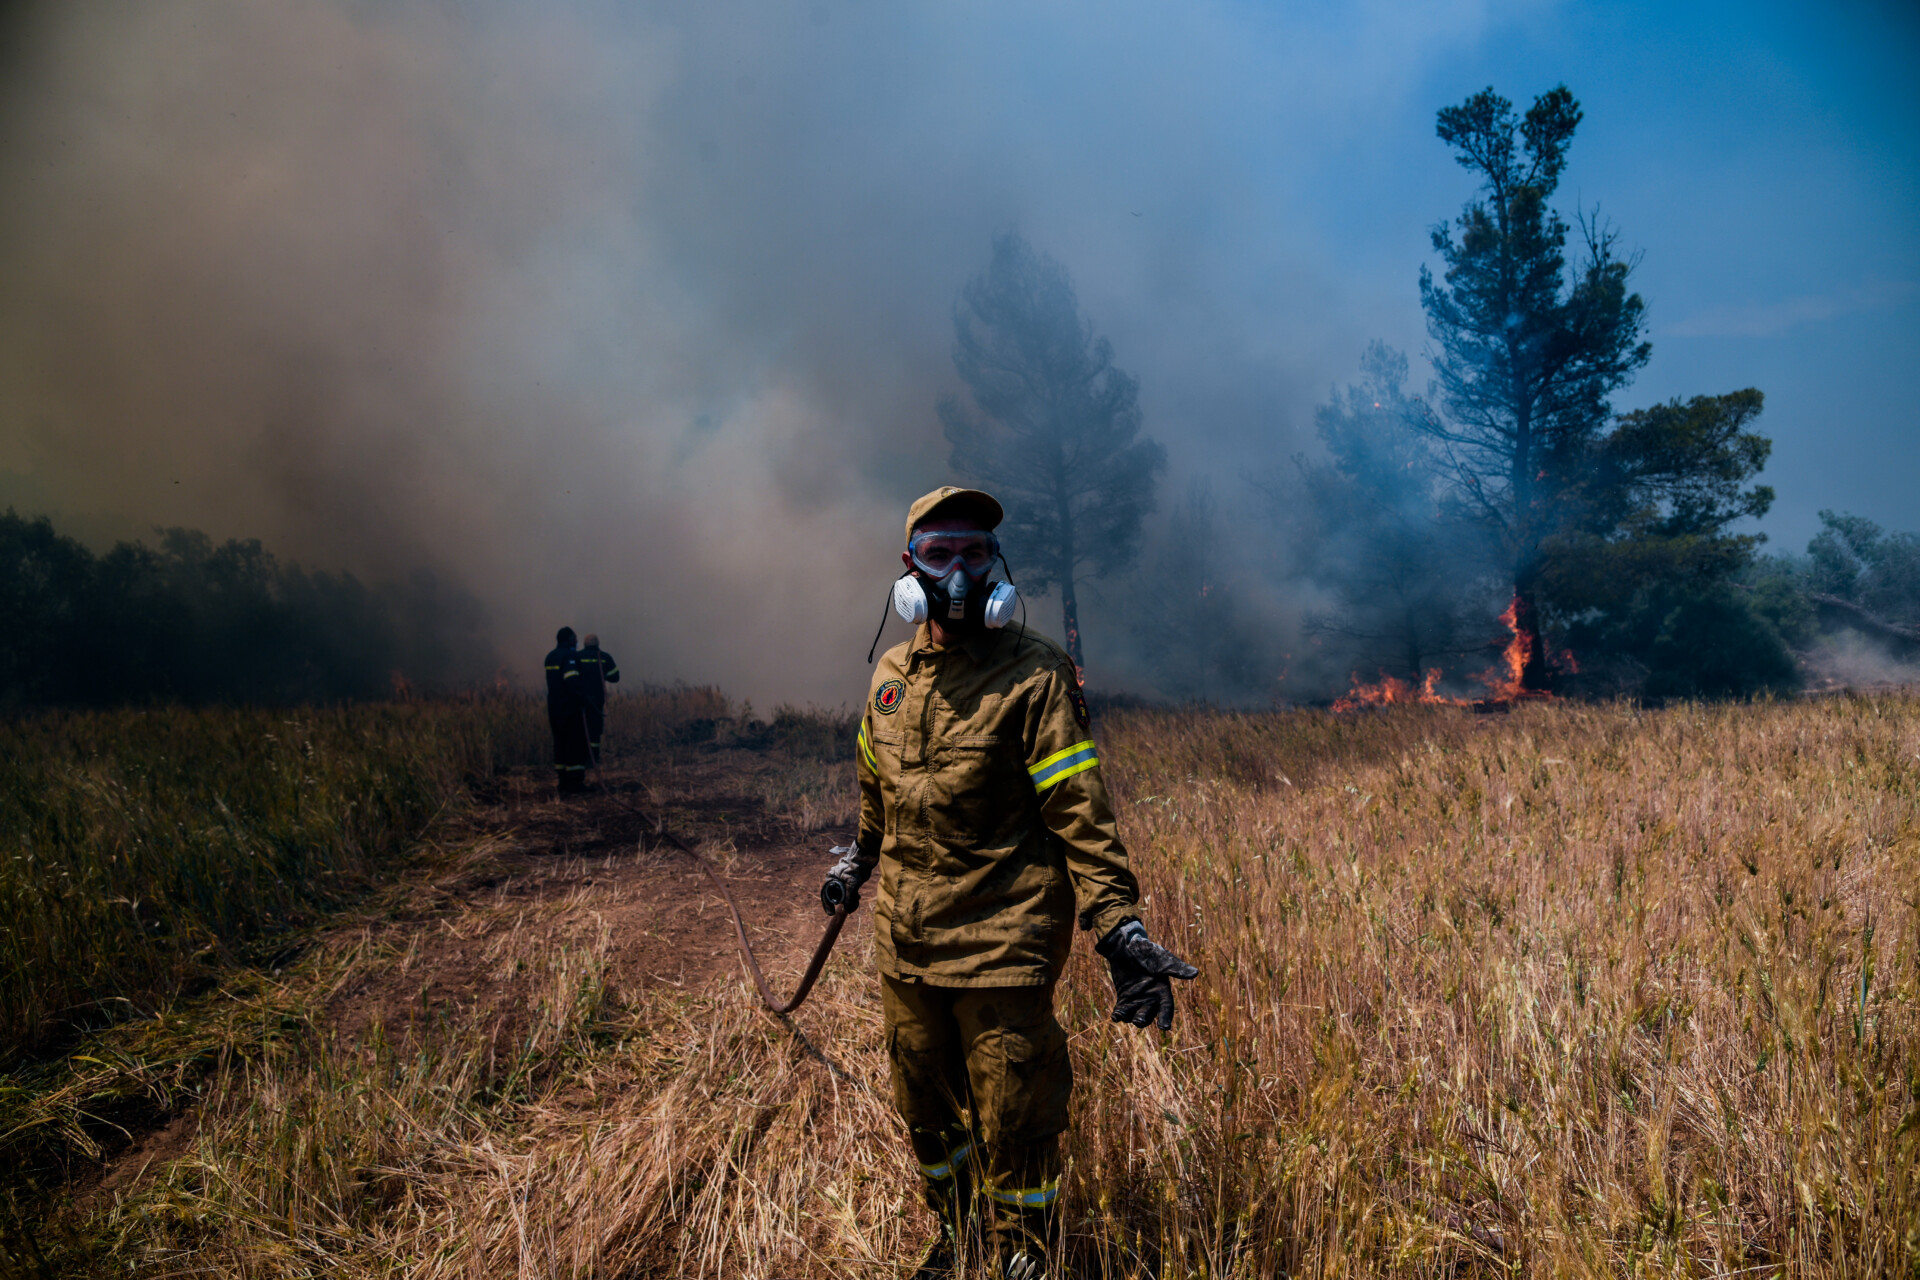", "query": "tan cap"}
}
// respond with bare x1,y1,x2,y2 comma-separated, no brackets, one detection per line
904,485,1004,543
